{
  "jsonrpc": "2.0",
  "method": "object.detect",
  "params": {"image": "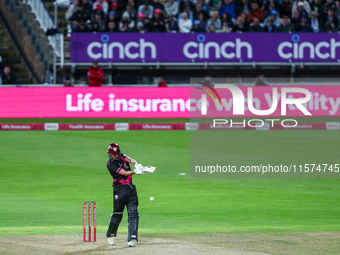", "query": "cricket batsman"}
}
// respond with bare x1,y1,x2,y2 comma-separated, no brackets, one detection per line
106,143,144,247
